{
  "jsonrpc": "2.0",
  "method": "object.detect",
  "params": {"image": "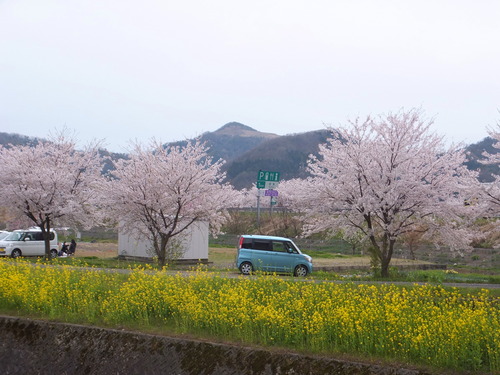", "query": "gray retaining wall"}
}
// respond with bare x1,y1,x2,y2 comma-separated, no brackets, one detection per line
0,316,430,375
